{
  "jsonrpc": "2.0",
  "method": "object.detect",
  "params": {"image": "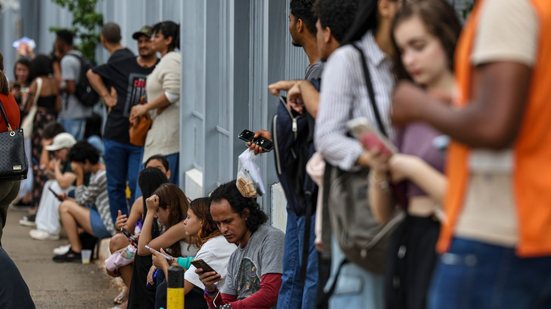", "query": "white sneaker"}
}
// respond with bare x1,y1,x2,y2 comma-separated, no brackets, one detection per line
29,229,60,240
53,244,71,255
